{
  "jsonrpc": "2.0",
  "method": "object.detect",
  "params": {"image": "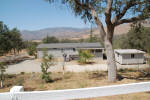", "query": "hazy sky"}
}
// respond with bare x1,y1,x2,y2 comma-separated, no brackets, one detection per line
0,0,93,30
